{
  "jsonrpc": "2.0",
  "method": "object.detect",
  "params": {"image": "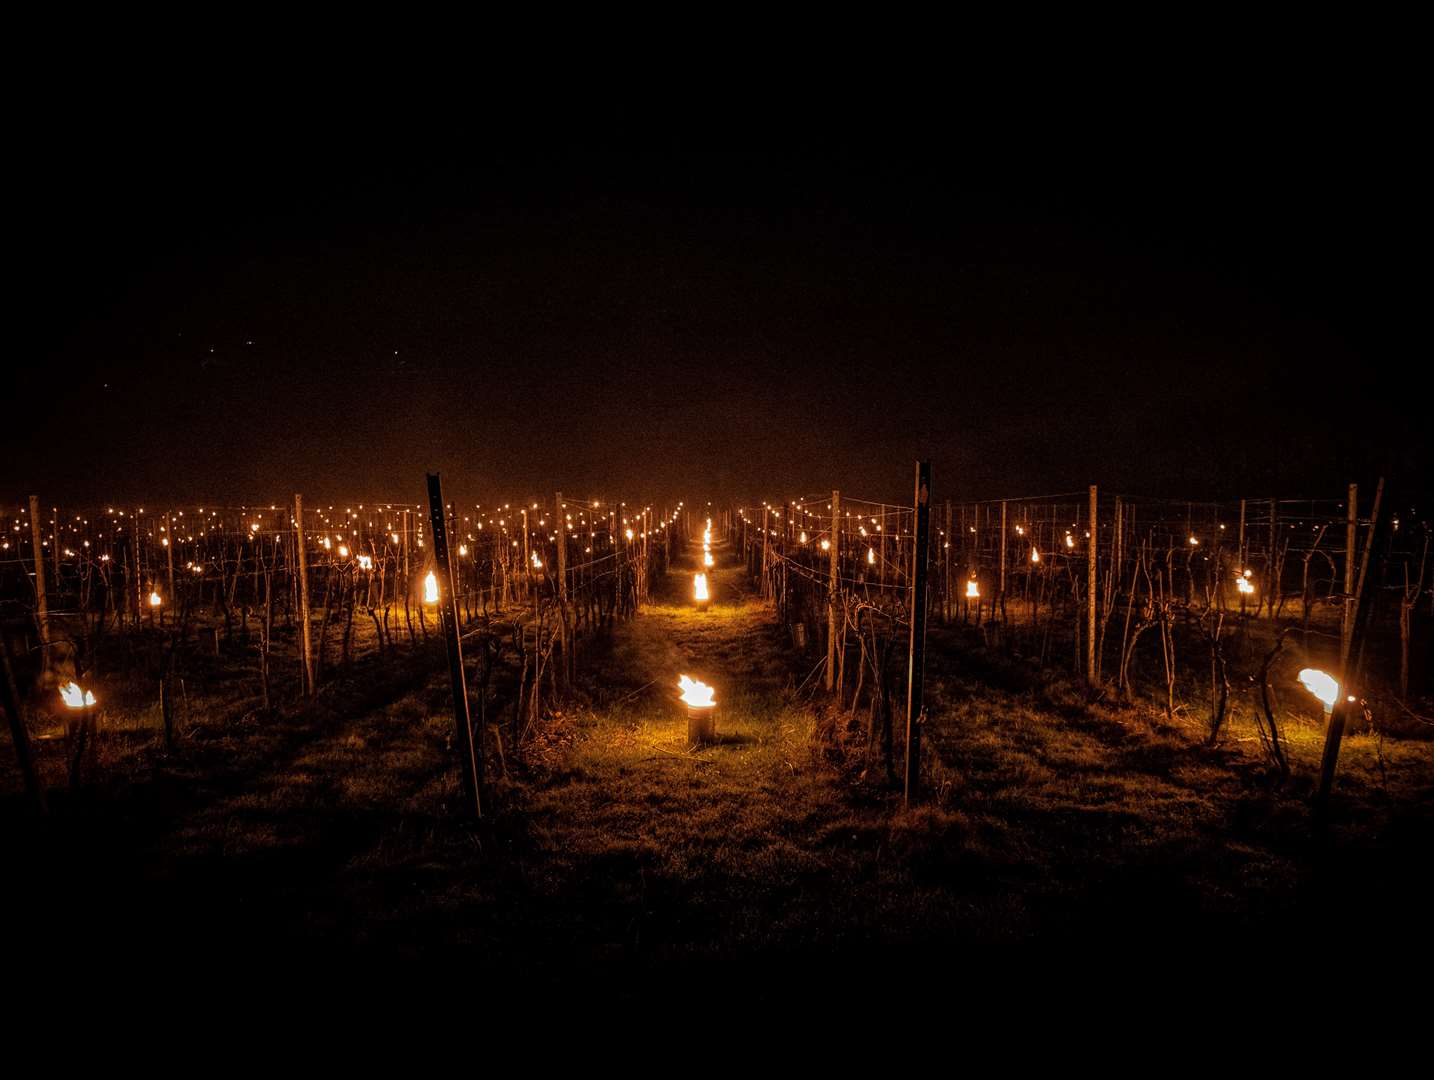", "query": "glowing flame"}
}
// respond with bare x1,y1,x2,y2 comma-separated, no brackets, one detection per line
1188,536,1199,546
531,551,543,569
625,528,634,541
867,547,876,565
391,532,400,544
322,537,332,550
703,551,714,568
694,573,709,602
820,539,831,552
338,544,349,558
1031,547,1040,564
966,579,980,598
251,523,260,533
1016,525,1025,536
357,554,373,571
423,571,438,603
458,544,468,557
1298,668,1339,710
678,675,715,708
1064,534,1075,549
799,531,807,544
58,681,96,709
149,591,163,607
1236,575,1255,595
